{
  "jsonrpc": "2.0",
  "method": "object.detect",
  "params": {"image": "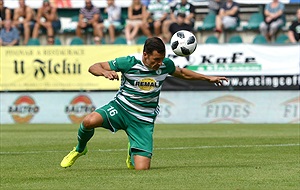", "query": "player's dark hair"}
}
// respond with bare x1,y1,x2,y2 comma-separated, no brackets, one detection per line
143,37,165,55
